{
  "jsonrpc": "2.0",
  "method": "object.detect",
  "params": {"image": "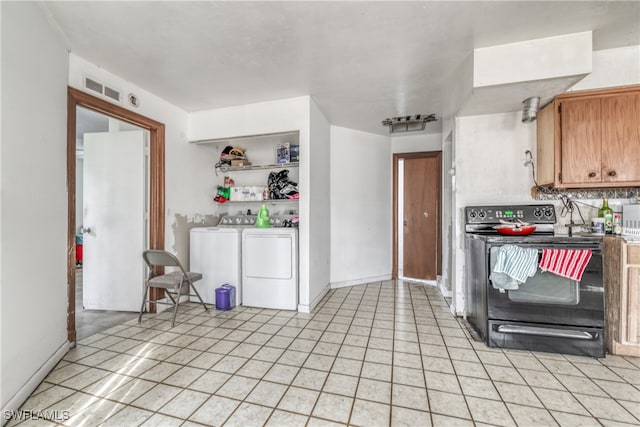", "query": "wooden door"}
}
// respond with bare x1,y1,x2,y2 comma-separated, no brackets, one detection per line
402,154,441,280
601,92,640,183
560,97,601,185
